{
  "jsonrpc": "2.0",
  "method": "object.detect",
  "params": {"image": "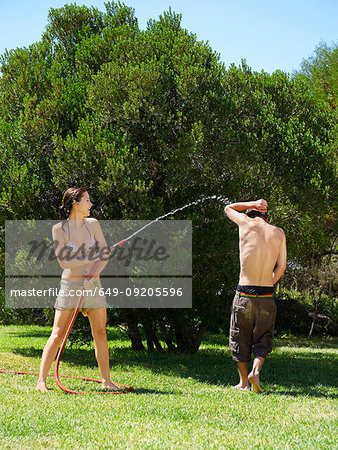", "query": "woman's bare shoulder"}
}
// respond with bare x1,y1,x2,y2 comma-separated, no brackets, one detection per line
52,222,66,234
85,218,98,224
85,218,100,229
